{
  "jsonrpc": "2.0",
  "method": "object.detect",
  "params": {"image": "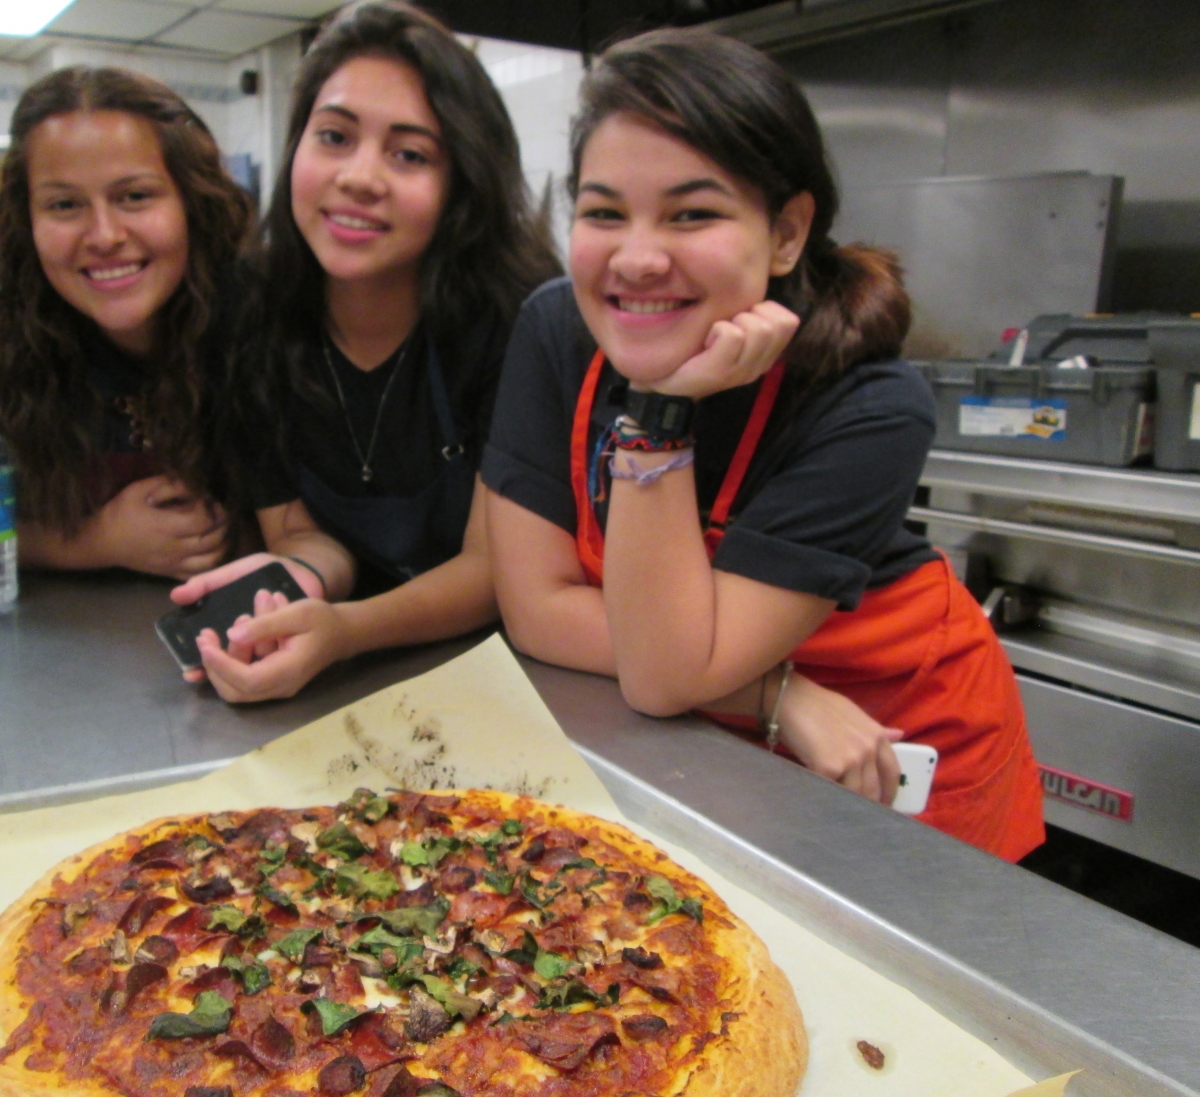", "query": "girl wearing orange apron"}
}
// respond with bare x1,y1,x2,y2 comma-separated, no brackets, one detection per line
483,28,1044,862
568,352,1044,862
